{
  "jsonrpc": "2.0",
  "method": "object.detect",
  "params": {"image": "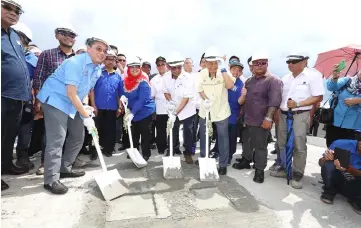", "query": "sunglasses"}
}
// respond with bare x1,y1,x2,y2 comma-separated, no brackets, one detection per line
117,59,126,62
171,66,182,70
252,61,268,66
2,4,23,15
58,31,77,39
157,63,166,67
286,59,302,65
